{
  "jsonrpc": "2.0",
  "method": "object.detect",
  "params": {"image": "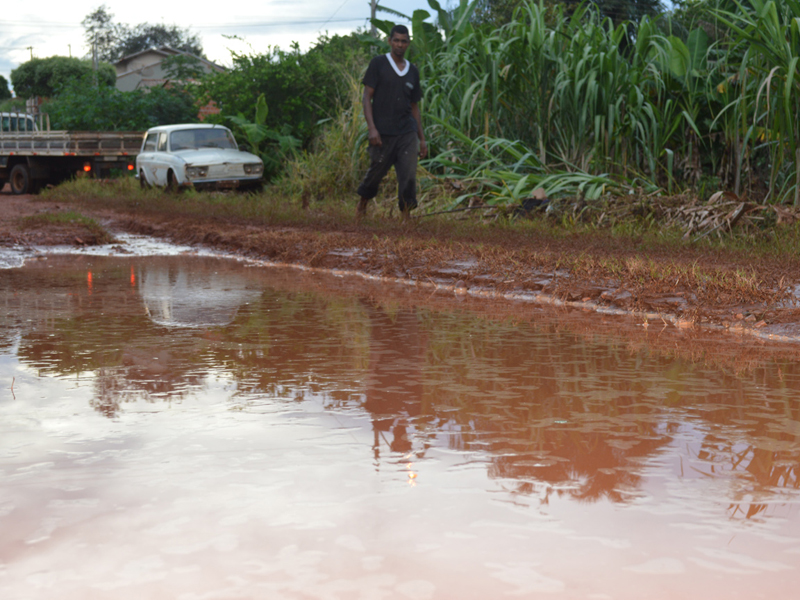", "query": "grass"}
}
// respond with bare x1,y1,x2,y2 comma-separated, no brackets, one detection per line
40,175,800,254
20,209,116,244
